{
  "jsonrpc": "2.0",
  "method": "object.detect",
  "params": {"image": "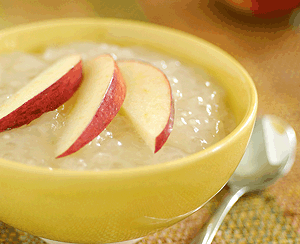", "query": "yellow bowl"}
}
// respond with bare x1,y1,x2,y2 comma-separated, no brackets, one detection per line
0,18,257,243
